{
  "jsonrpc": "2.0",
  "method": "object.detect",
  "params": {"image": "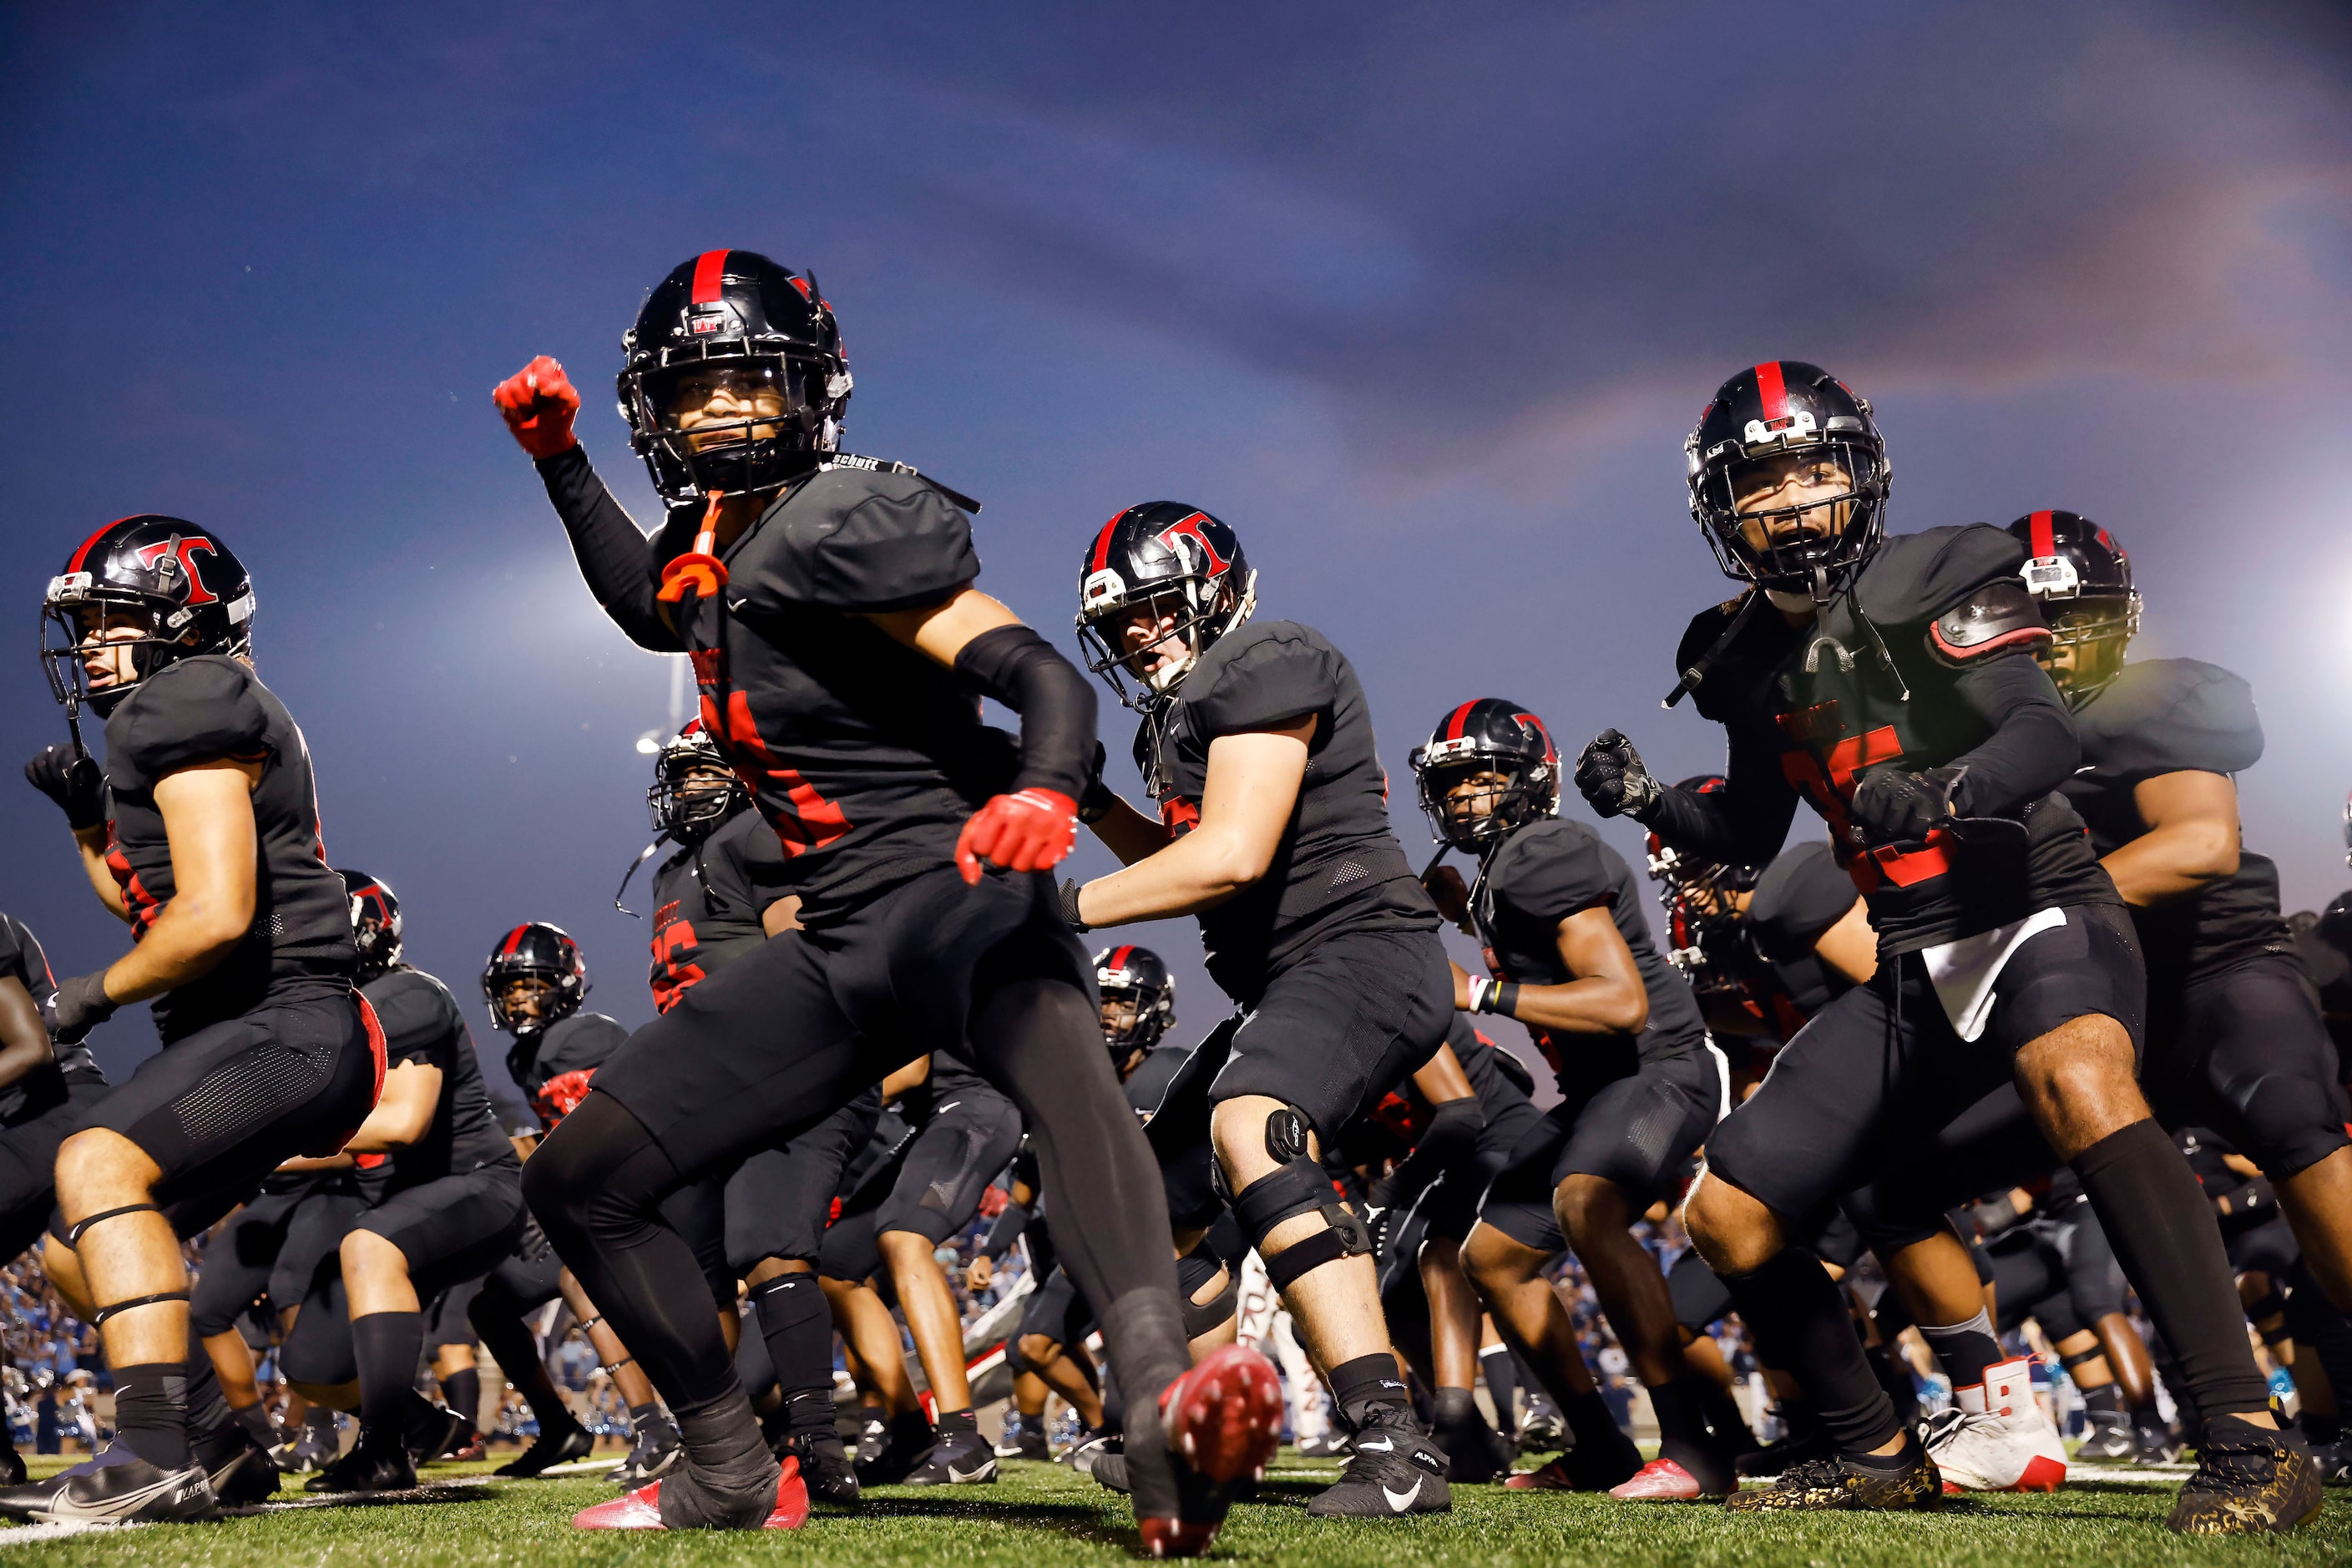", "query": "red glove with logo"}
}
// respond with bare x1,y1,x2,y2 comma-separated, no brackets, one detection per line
493,355,582,458
955,789,1079,885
